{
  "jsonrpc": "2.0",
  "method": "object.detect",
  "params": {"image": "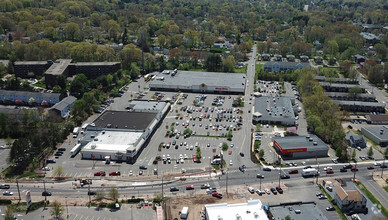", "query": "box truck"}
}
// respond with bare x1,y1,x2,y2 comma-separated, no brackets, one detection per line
302,168,319,177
